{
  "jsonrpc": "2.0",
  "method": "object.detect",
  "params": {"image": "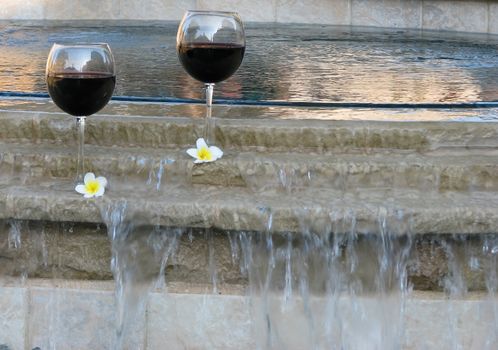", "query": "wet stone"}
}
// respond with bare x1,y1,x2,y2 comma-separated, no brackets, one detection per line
0,219,495,292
